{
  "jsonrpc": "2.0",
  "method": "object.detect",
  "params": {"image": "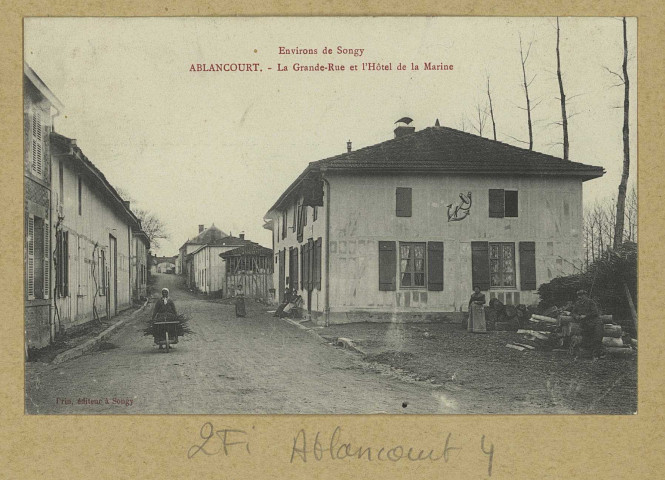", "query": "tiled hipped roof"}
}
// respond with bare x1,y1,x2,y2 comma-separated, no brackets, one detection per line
267,126,604,214
219,244,273,258
312,127,605,178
